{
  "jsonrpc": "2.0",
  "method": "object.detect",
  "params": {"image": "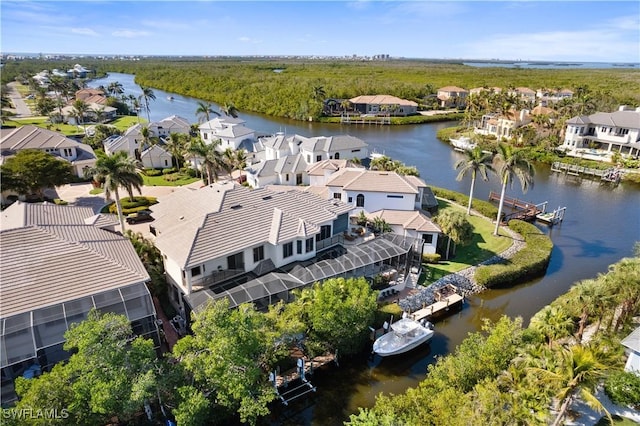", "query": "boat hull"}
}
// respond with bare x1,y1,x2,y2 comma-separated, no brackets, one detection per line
373,321,434,357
